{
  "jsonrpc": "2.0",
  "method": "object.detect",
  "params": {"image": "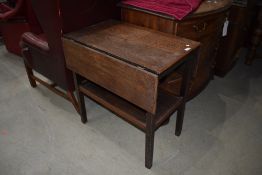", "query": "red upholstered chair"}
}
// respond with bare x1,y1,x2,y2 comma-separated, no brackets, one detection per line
0,0,41,55
20,0,120,122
